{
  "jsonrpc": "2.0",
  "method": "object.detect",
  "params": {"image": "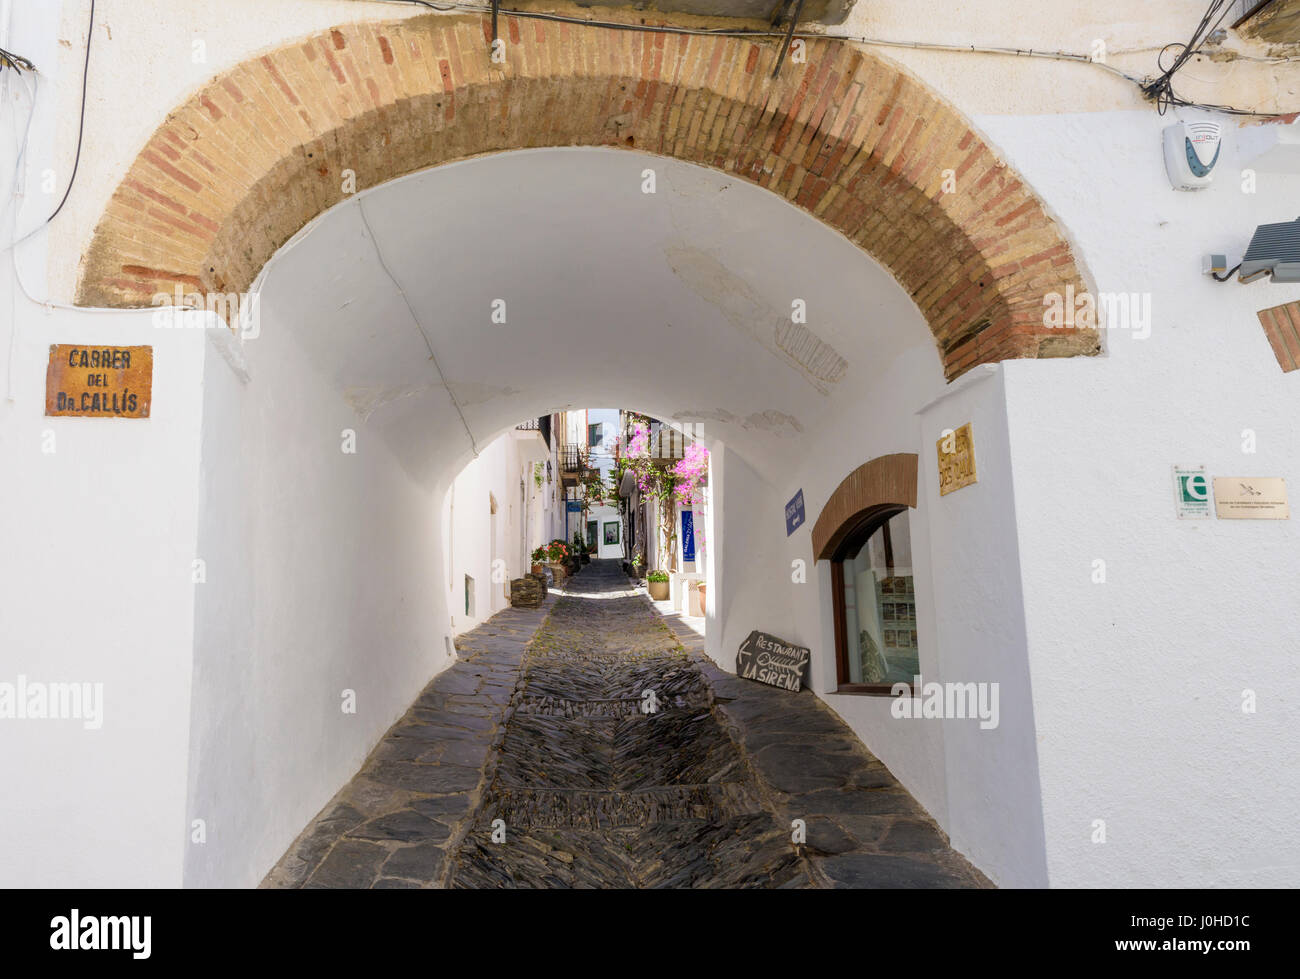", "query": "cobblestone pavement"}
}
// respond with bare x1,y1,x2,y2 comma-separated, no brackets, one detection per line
264,559,989,888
